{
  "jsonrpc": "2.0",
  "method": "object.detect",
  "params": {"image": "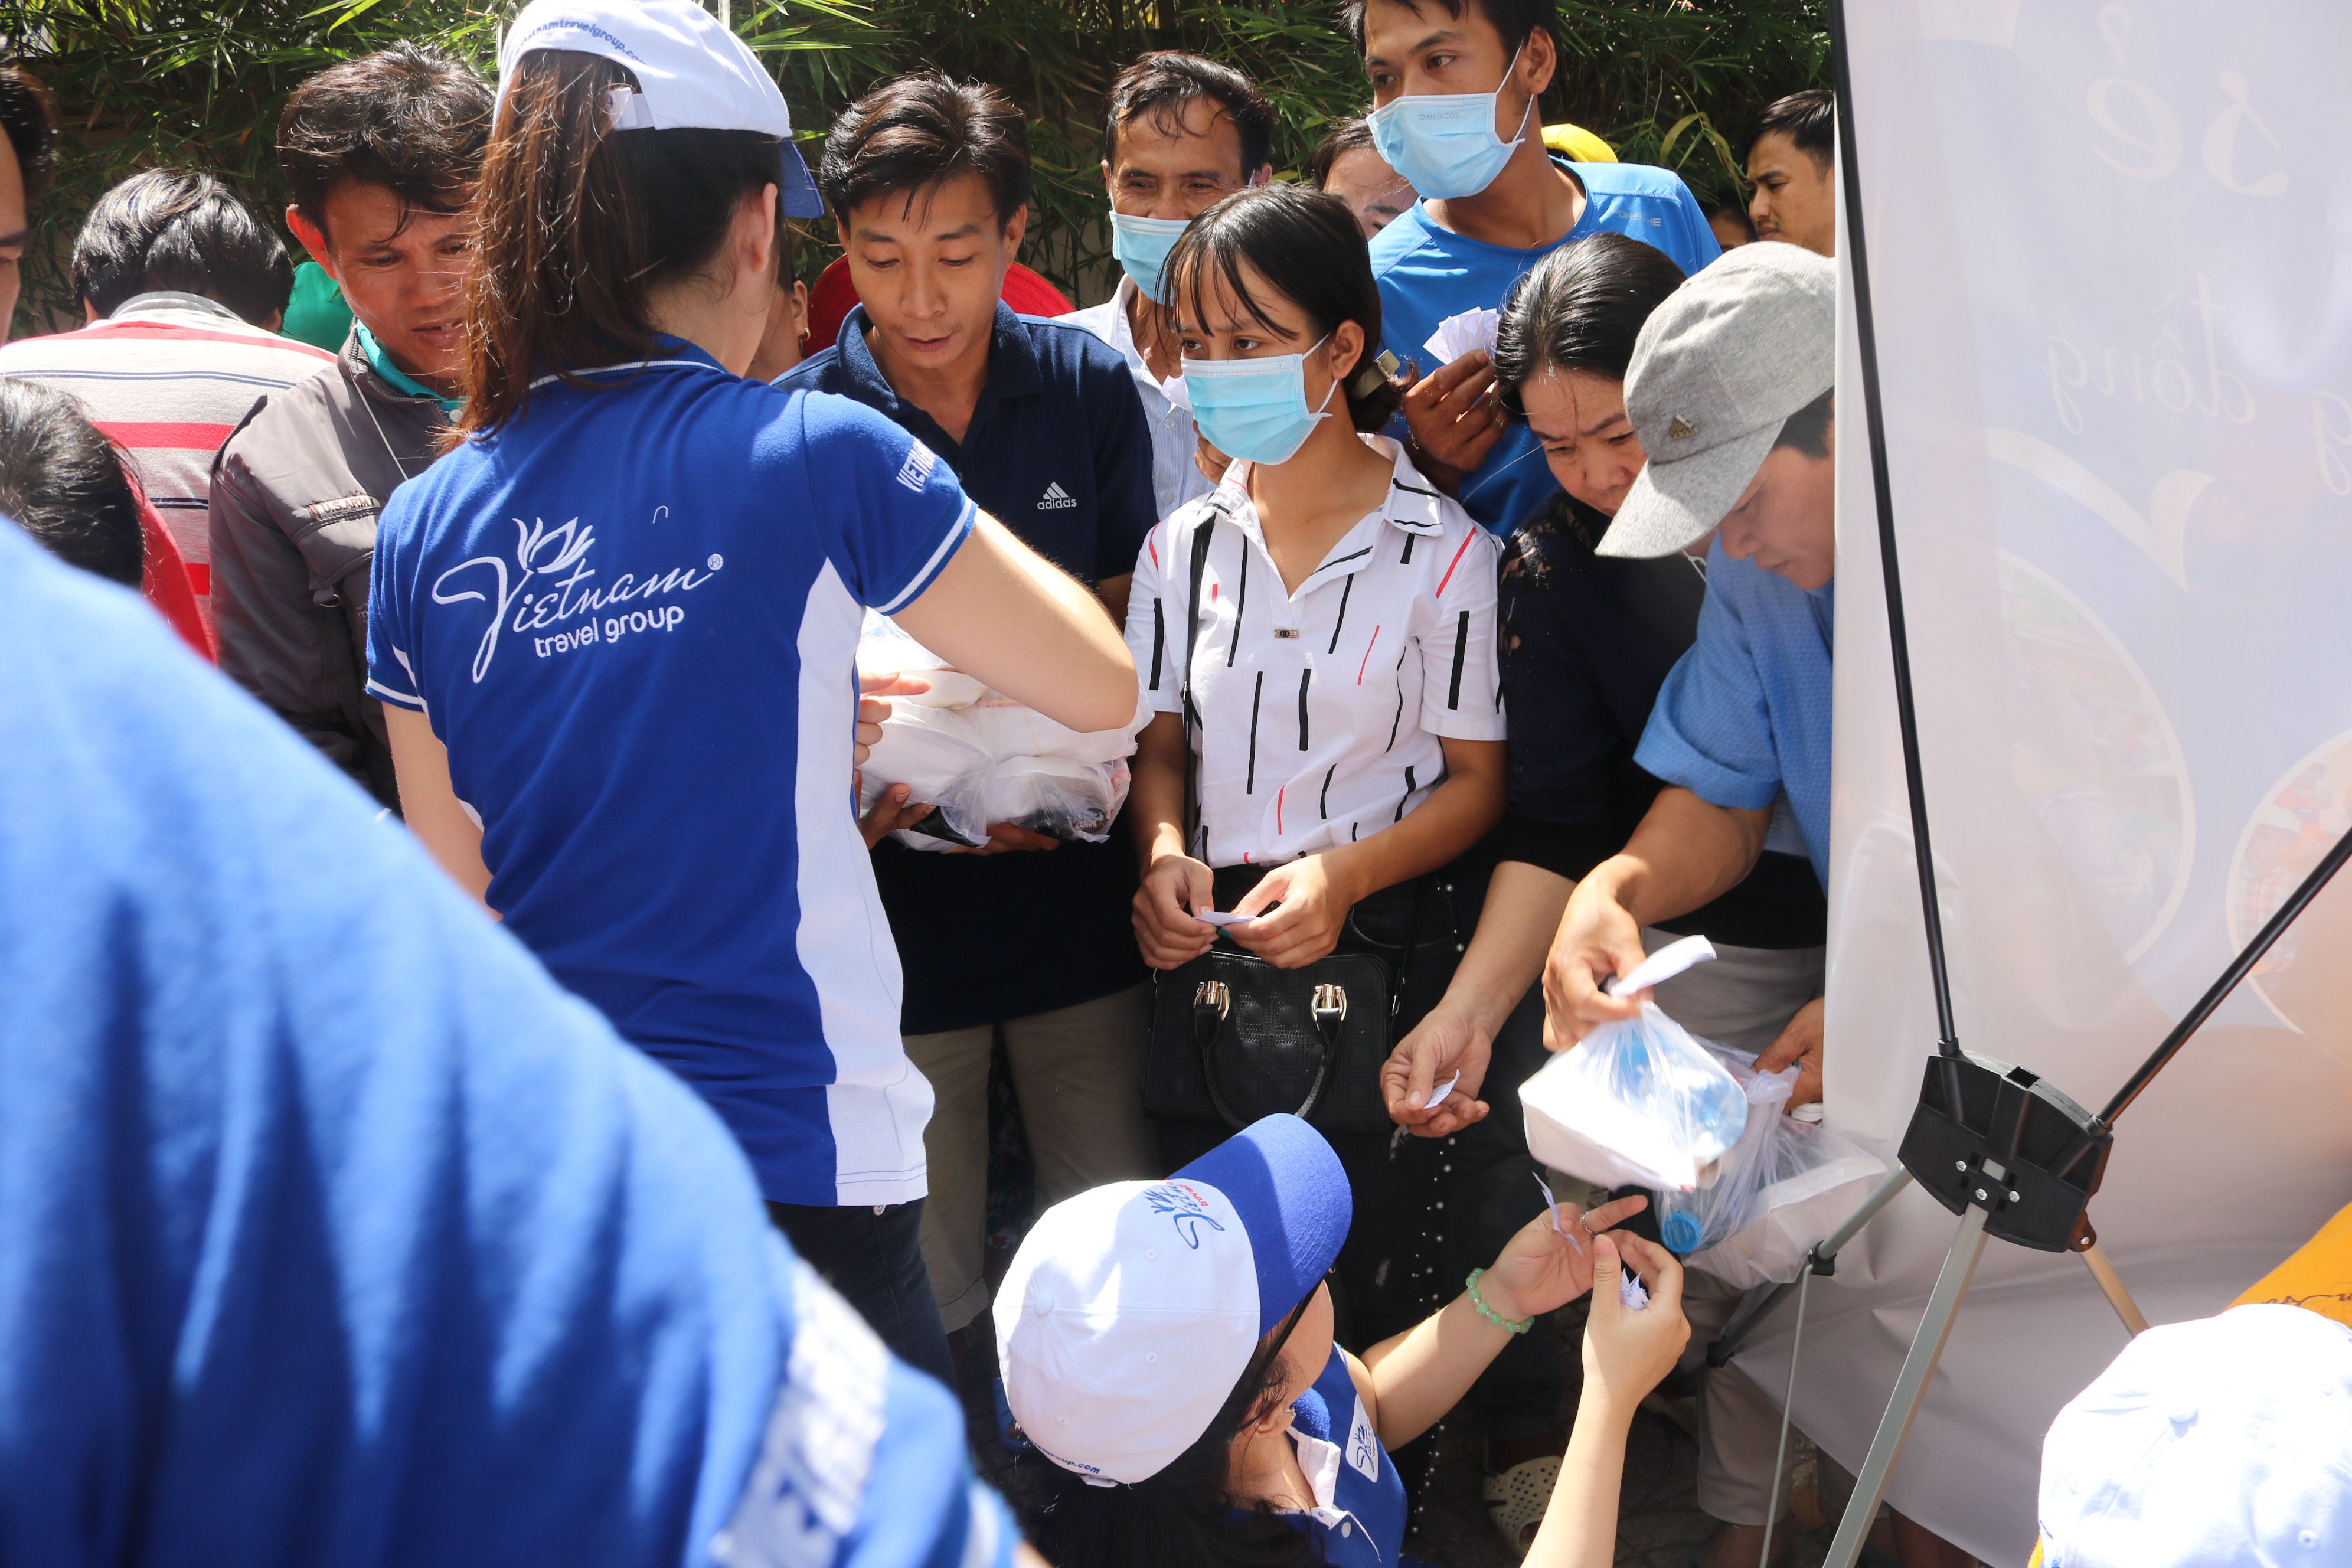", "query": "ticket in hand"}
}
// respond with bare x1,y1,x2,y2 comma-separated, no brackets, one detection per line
1193,909,1257,928
1424,1070,1462,1108
1423,307,1500,365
